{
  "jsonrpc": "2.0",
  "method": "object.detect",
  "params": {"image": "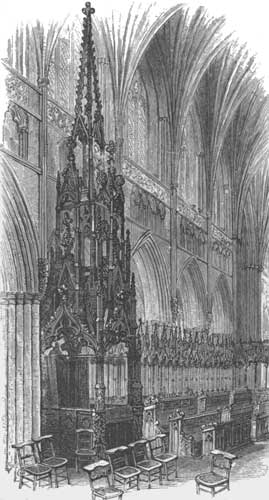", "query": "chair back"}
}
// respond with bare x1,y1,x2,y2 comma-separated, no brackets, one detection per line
210,450,236,479
12,441,37,469
76,428,94,452
84,460,111,491
106,446,128,472
148,434,166,458
128,440,148,465
33,435,55,462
